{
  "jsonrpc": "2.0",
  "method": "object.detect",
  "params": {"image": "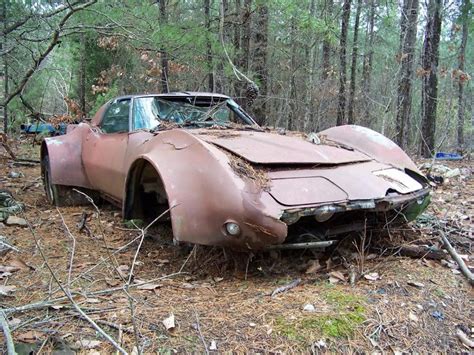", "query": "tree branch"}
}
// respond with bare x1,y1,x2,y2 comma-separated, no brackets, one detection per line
1,0,97,107
0,310,16,355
